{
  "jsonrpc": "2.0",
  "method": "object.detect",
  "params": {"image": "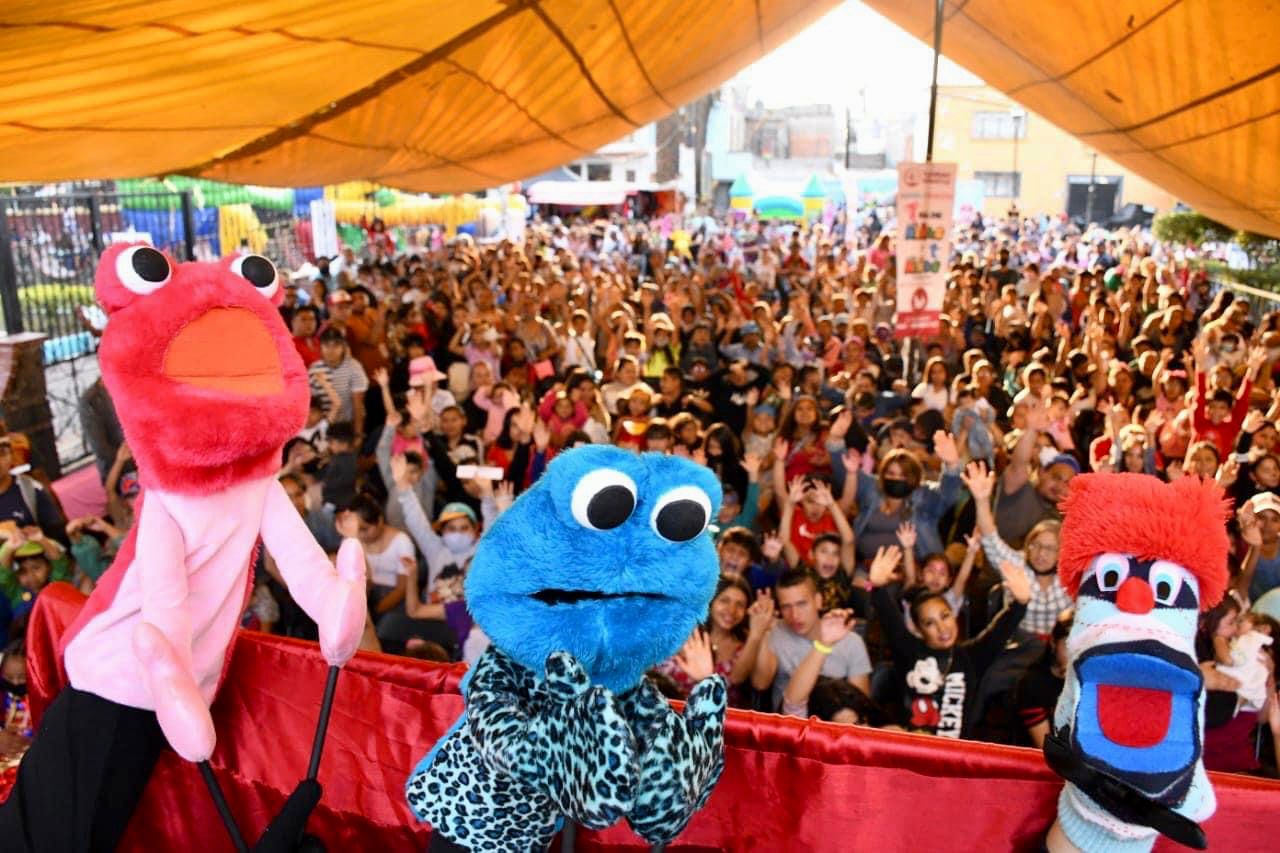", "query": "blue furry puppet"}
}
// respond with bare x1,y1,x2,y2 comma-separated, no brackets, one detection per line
1045,474,1227,852
407,446,728,852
